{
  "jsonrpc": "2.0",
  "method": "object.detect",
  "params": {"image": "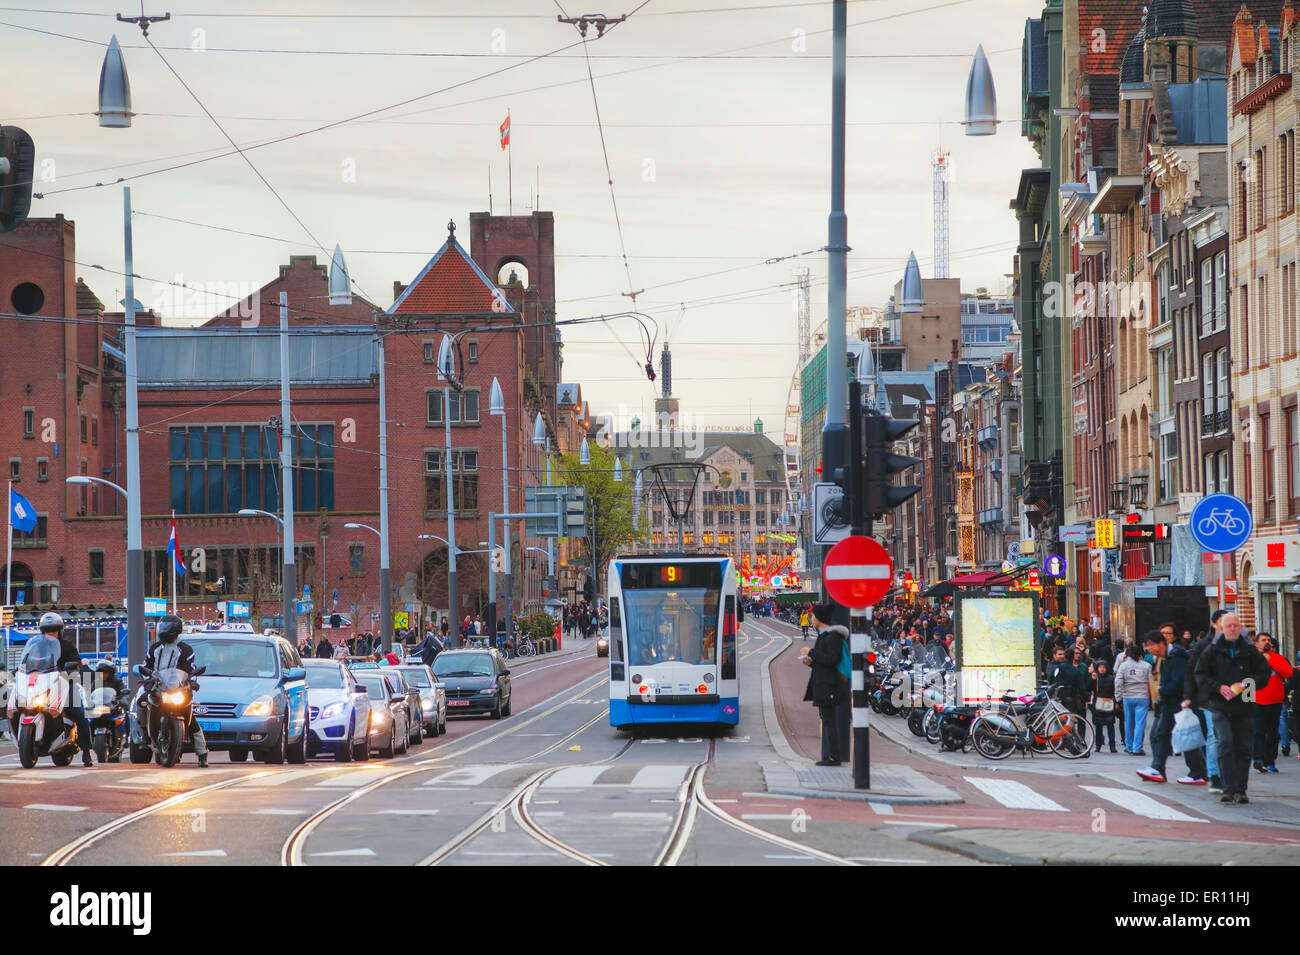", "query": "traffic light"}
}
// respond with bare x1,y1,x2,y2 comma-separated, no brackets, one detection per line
863,412,921,520
0,126,34,234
